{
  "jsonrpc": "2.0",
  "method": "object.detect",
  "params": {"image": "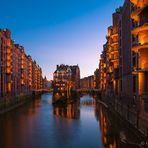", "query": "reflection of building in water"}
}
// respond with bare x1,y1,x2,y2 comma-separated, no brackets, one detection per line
52,92,66,103
53,102,80,119
52,90,79,104
95,104,118,148
95,103,144,148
